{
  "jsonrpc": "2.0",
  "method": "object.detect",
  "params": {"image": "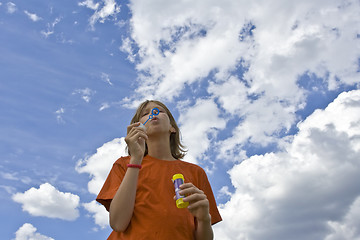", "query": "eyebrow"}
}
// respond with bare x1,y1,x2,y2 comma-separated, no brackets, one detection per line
141,106,164,115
